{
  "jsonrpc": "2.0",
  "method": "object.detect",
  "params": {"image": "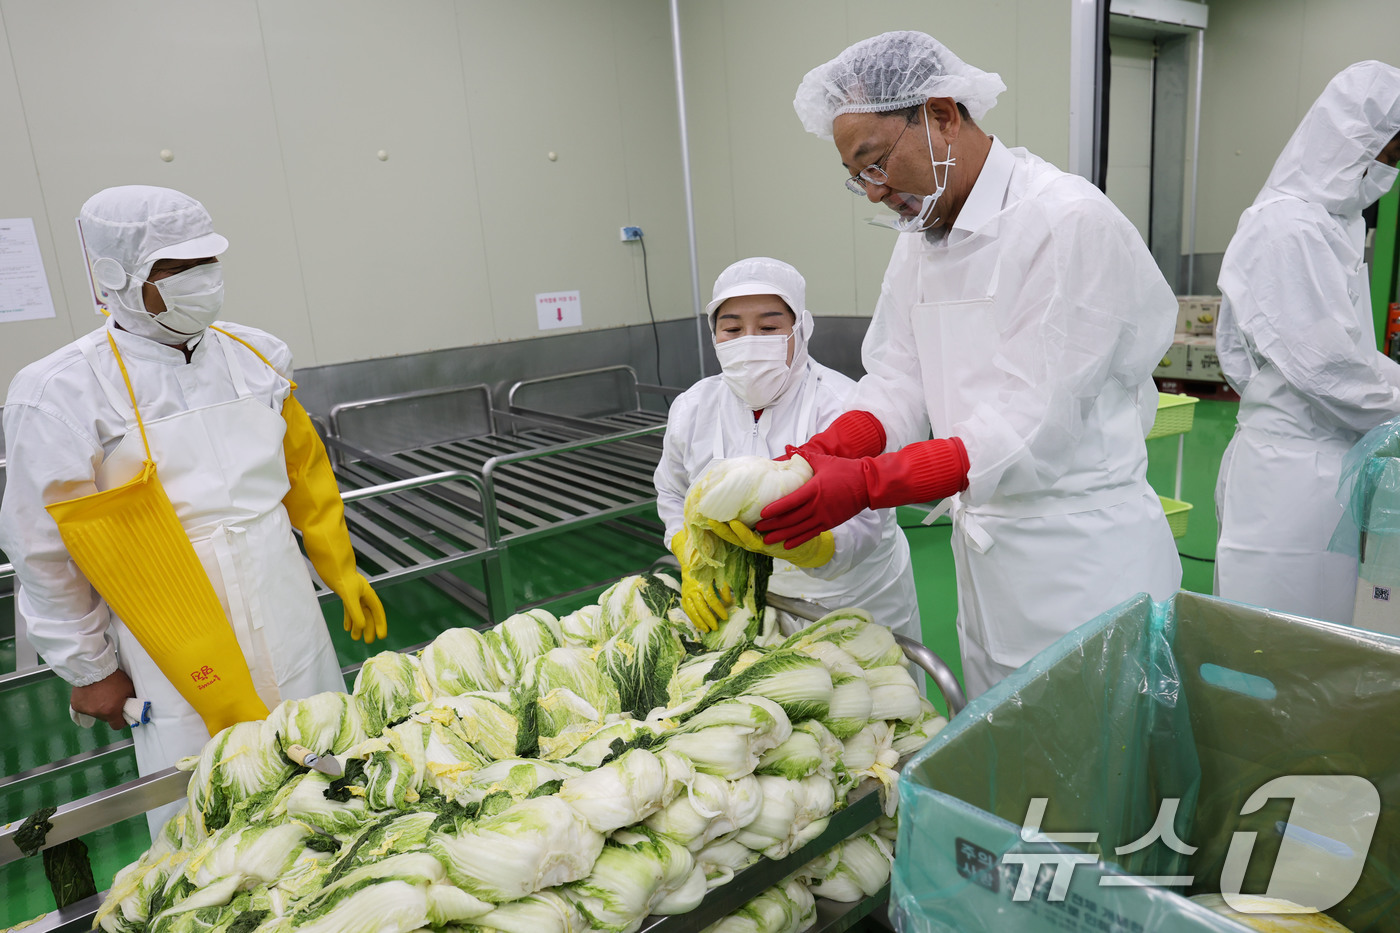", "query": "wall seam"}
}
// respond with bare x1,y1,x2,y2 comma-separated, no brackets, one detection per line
452,0,499,346
1,2,76,339
251,1,321,366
